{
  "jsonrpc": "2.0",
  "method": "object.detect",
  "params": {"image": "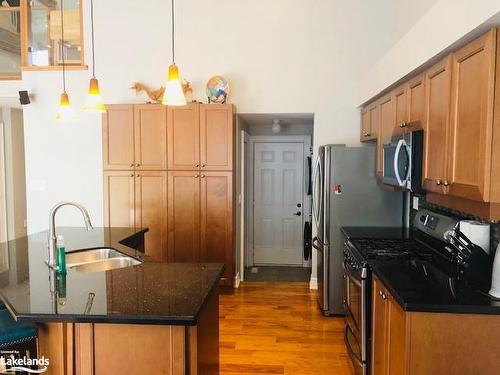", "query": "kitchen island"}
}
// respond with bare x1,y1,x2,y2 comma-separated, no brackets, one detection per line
0,227,224,375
